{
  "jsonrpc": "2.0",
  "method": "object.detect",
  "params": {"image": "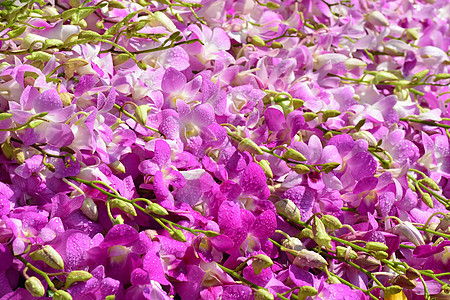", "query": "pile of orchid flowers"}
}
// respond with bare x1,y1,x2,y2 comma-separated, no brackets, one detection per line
0,0,450,299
